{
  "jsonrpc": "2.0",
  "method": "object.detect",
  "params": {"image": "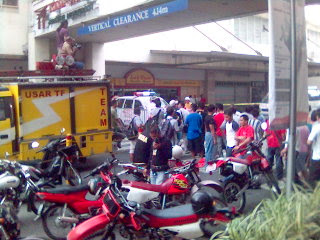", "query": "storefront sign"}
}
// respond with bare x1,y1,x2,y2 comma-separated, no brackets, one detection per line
111,78,126,87
35,0,96,29
77,0,188,36
48,1,95,25
49,0,81,13
125,69,155,85
155,79,200,87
